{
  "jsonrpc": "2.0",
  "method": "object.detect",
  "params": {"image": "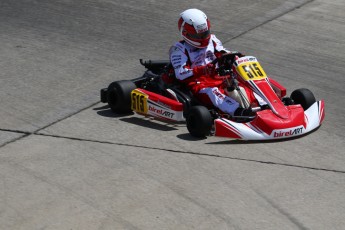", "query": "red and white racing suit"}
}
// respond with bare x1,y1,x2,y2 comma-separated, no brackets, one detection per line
169,34,240,115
